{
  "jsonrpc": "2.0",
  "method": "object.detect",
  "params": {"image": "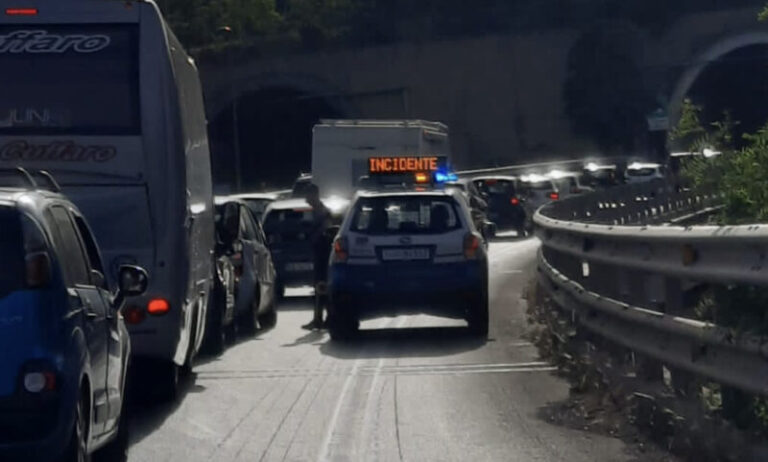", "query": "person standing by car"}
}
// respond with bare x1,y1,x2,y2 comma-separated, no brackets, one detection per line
302,184,333,330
